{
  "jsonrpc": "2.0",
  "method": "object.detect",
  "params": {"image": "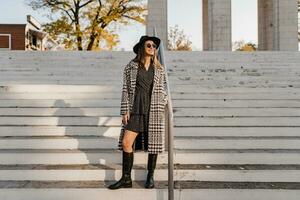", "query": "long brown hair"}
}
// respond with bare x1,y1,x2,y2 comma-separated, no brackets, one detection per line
132,40,163,69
